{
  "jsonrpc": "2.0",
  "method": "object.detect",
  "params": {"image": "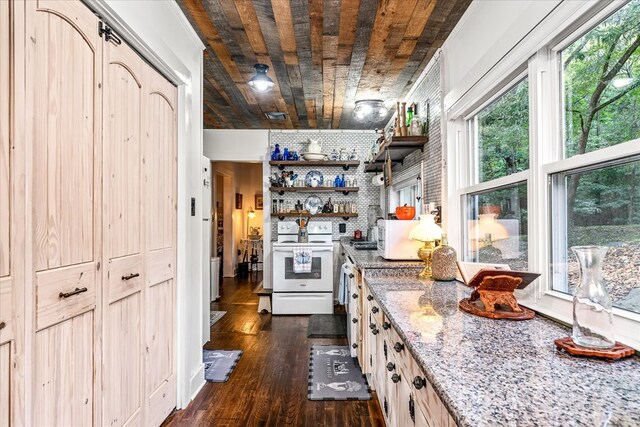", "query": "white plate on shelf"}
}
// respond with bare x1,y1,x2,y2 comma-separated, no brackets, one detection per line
304,170,324,188
304,195,323,215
